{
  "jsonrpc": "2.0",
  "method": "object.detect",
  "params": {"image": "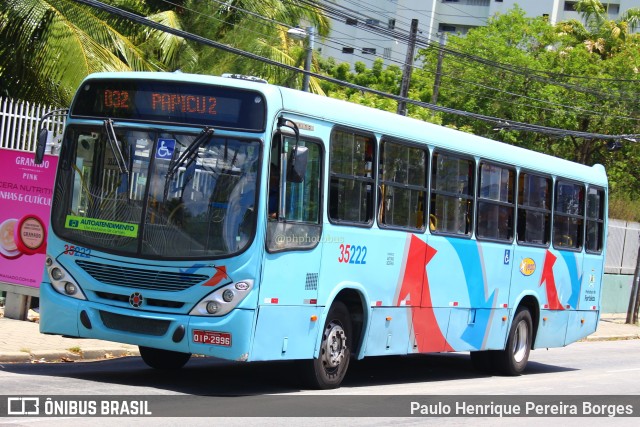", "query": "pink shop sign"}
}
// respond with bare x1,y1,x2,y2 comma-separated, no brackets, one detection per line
0,149,58,288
